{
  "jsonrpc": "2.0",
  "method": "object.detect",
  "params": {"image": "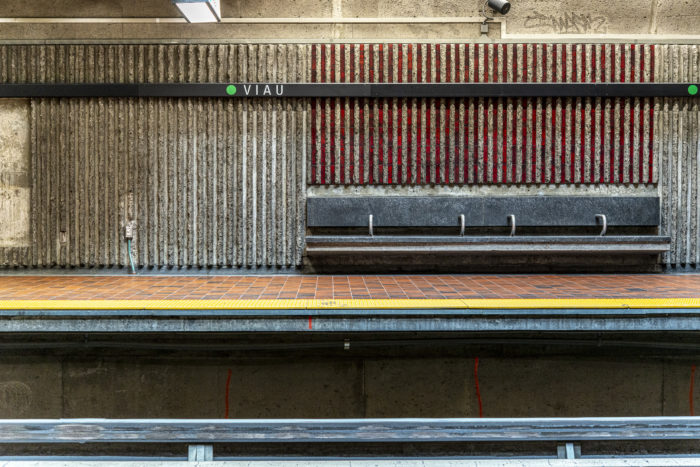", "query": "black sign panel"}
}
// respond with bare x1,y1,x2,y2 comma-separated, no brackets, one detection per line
0,82,698,98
